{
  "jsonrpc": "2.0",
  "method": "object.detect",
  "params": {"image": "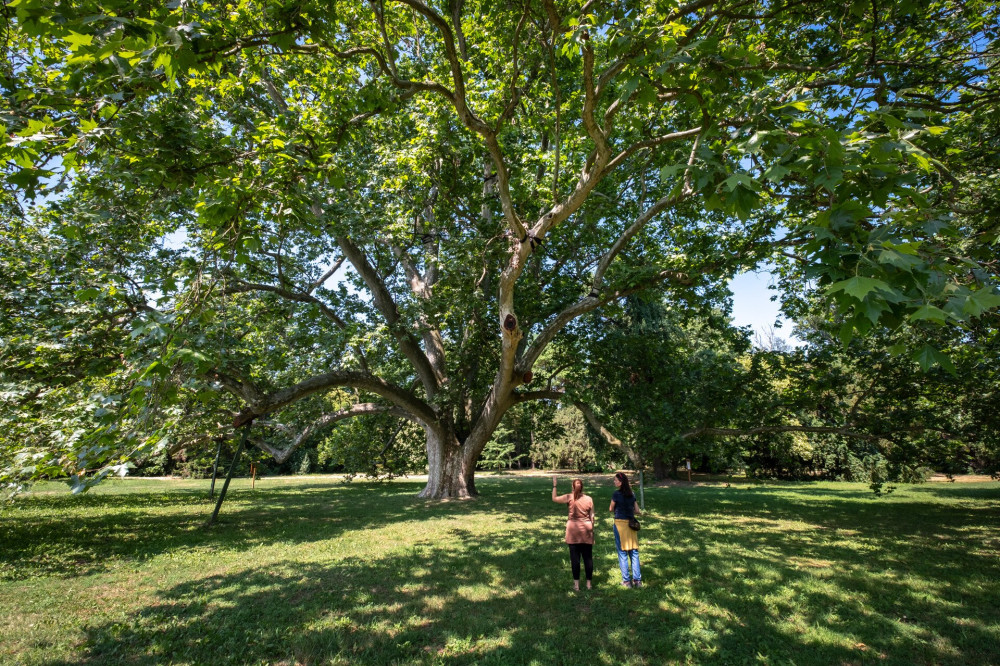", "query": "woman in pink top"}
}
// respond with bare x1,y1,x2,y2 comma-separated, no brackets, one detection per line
552,476,596,590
